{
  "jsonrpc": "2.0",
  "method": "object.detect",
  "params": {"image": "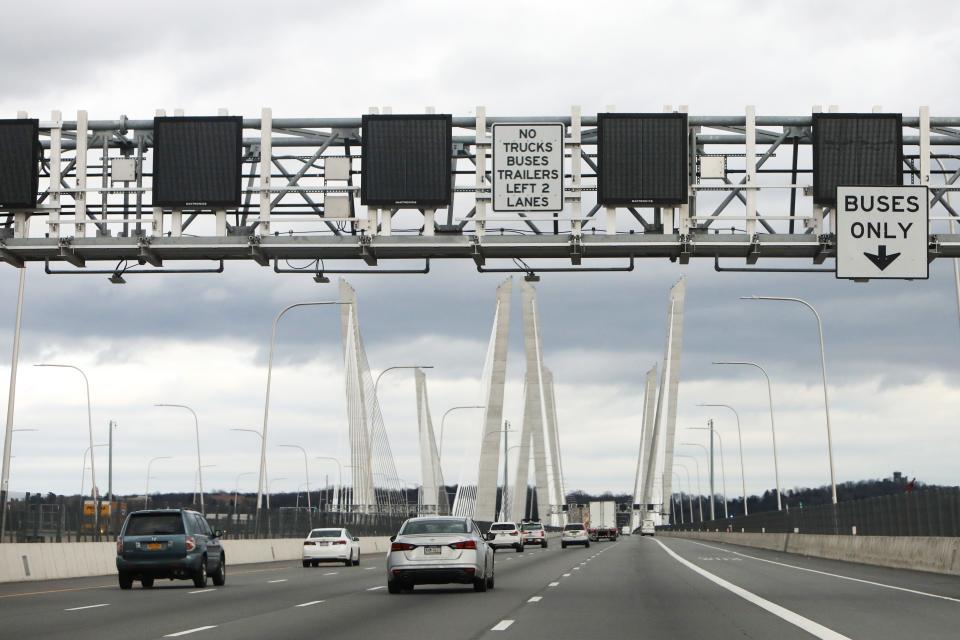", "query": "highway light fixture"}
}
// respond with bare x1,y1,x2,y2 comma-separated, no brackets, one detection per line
313,273,330,284
108,272,126,284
